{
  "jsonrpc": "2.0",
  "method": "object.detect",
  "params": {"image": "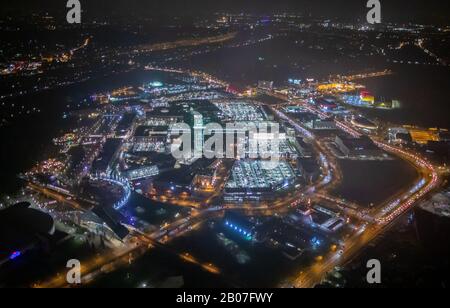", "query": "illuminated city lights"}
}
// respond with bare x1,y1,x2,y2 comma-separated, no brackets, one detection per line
0,3,448,291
